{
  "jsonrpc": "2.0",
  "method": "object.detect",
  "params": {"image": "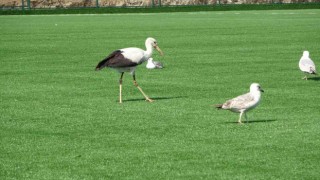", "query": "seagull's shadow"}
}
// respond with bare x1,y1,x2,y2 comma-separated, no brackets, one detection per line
122,96,187,102
307,77,320,81
225,119,277,124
